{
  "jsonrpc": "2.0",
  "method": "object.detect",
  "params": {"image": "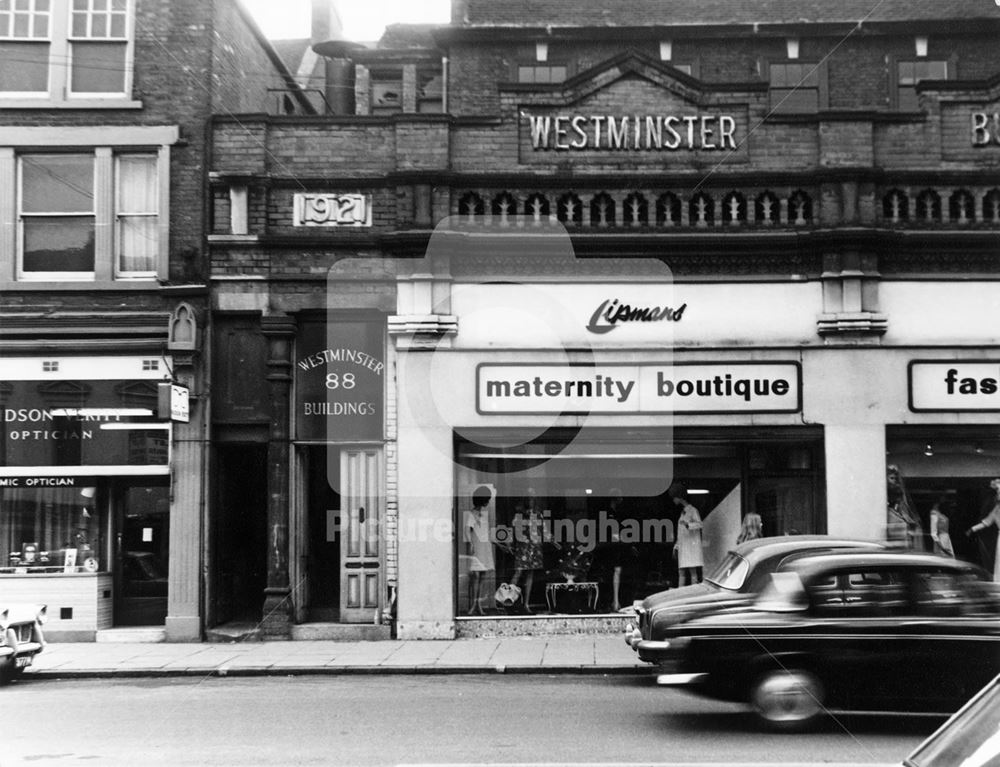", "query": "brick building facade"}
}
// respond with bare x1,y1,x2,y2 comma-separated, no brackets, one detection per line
0,0,305,640
208,0,1000,640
